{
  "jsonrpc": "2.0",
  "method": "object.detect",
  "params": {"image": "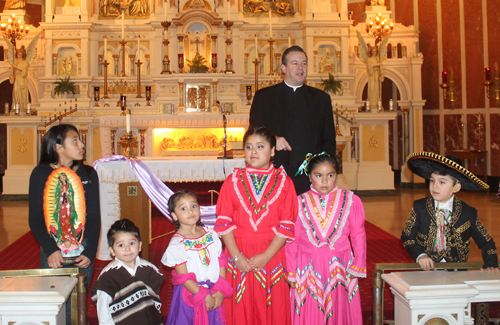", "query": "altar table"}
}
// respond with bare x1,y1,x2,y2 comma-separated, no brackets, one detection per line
94,157,245,260
0,276,77,324
382,270,500,325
